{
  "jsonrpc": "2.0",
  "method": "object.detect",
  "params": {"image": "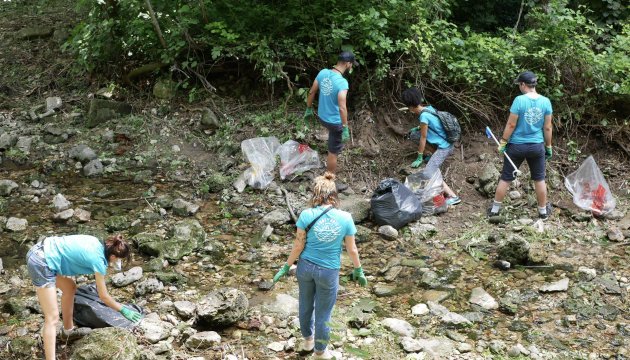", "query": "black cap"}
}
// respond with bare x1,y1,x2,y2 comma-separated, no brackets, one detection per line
514,71,538,85
338,51,359,66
